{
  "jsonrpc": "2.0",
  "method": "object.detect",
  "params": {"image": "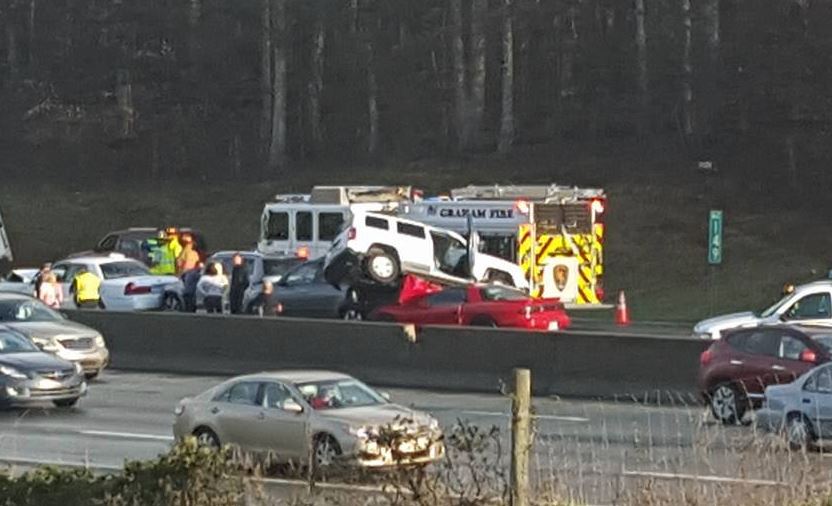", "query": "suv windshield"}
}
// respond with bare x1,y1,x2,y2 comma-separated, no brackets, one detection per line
0,330,38,353
100,261,150,279
0,299,62,323
480,285,528,301
760,294,794,318
296,379,386,410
